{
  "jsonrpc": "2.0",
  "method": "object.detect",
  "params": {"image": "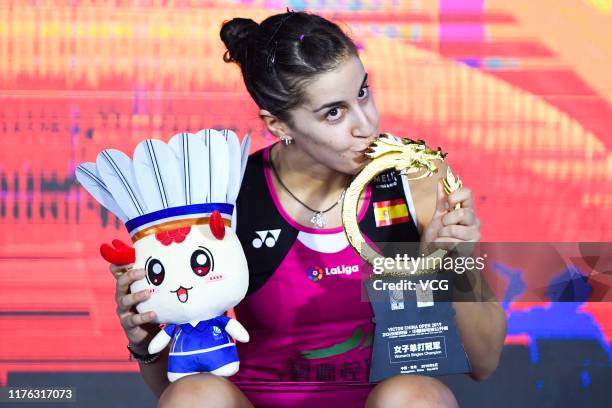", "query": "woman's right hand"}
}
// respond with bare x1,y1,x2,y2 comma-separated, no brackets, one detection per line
110,263,160,355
